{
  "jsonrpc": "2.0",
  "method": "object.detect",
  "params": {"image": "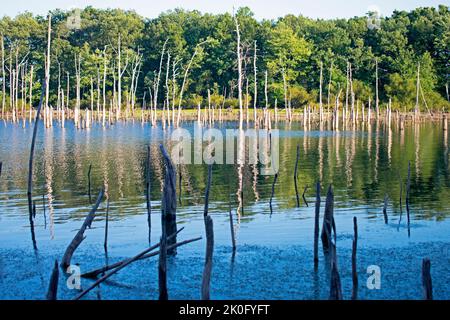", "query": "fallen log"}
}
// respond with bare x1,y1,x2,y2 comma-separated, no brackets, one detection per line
81,228,185,278
74,235,202,300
